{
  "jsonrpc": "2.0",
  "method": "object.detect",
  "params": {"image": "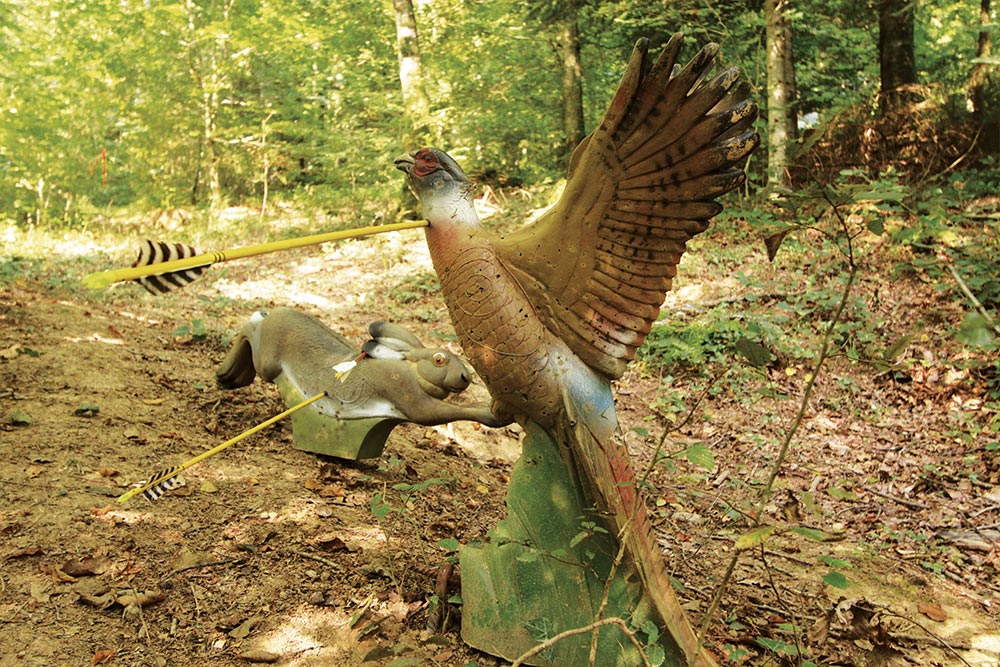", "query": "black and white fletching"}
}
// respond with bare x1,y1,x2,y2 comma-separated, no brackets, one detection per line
141,466,186,501
133,240,207,294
